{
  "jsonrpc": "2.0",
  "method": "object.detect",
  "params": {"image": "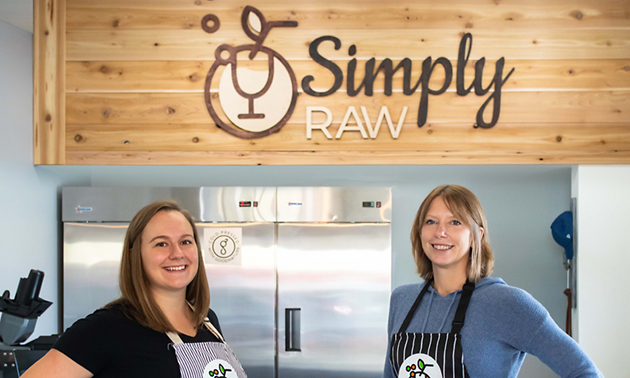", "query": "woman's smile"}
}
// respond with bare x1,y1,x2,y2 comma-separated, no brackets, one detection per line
431,244,453,251
163,265,188,272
